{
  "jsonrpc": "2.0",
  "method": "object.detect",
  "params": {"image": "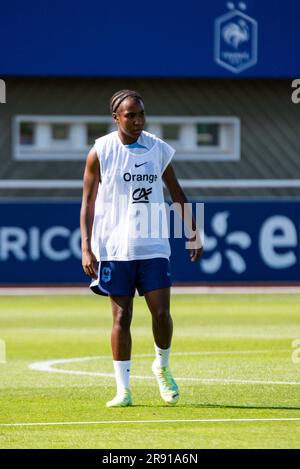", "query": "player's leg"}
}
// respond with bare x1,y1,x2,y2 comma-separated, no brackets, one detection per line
144,287,179,405
110,294,133,361
136,258,173,350
144,287,172,350
106,295,133,407
93,260,137,407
